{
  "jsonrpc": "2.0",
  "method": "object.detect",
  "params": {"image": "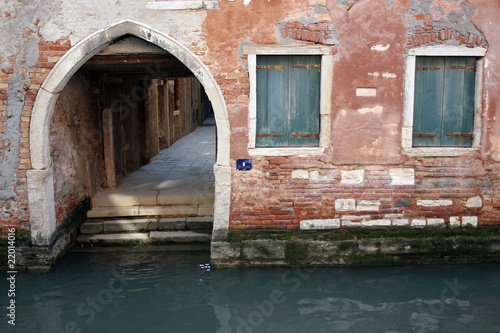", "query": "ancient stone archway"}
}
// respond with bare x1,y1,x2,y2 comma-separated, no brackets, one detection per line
28,20,231,246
